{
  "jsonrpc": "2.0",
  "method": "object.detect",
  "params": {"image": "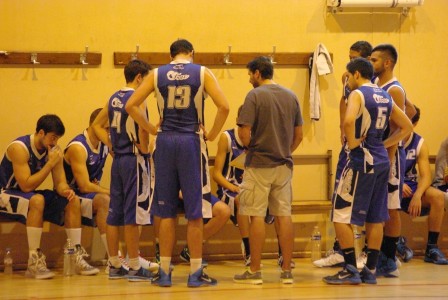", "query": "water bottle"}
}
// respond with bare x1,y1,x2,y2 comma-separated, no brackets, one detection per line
63,239,76,276
354,226,363,257
3,248,13,275
311,226,322,262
